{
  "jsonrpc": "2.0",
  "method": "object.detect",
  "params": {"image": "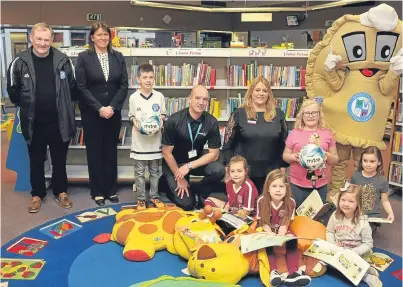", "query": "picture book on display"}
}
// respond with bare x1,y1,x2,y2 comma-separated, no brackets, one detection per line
296,189,333,219
176,219,222,251
366,217,393,224
217,212,253,229
304,239,369,286
363,251,394,272
240,232,298,254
